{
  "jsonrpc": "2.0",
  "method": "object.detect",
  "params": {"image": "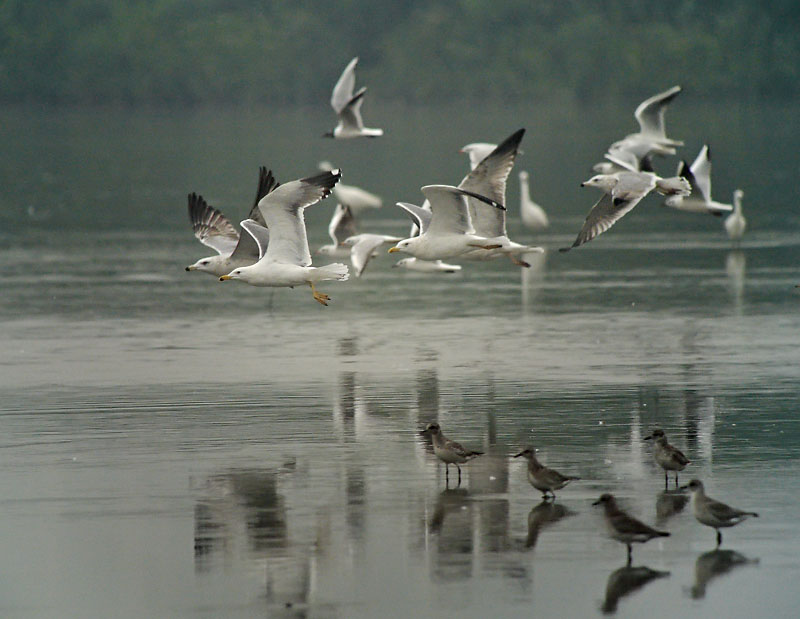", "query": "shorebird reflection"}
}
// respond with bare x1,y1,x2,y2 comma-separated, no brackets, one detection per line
601,565,670,614
655,489,689,526
428,487,474,582
525,500,574,549
690,549,759,599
